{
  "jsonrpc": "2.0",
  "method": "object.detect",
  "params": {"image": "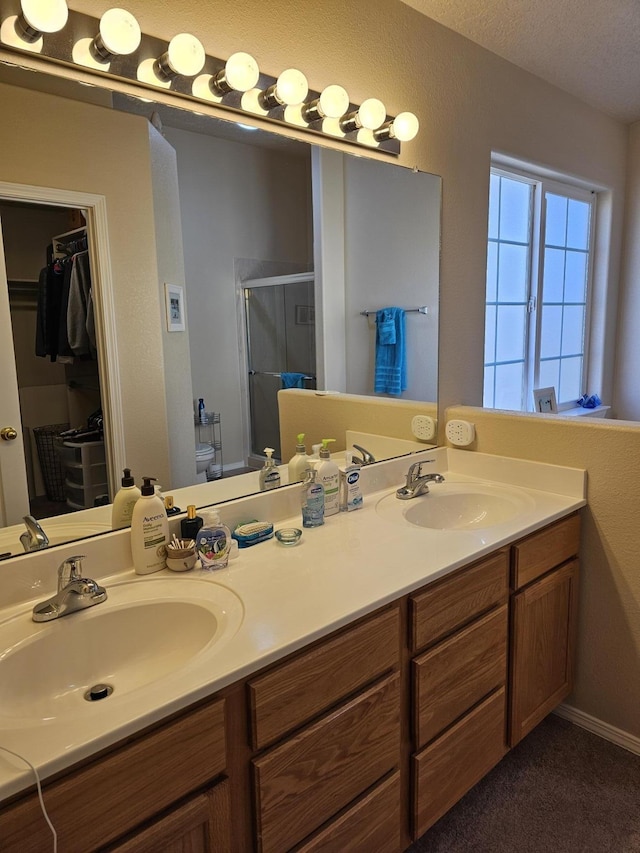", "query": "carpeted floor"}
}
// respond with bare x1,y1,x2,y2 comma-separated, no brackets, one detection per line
409,714,640,853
